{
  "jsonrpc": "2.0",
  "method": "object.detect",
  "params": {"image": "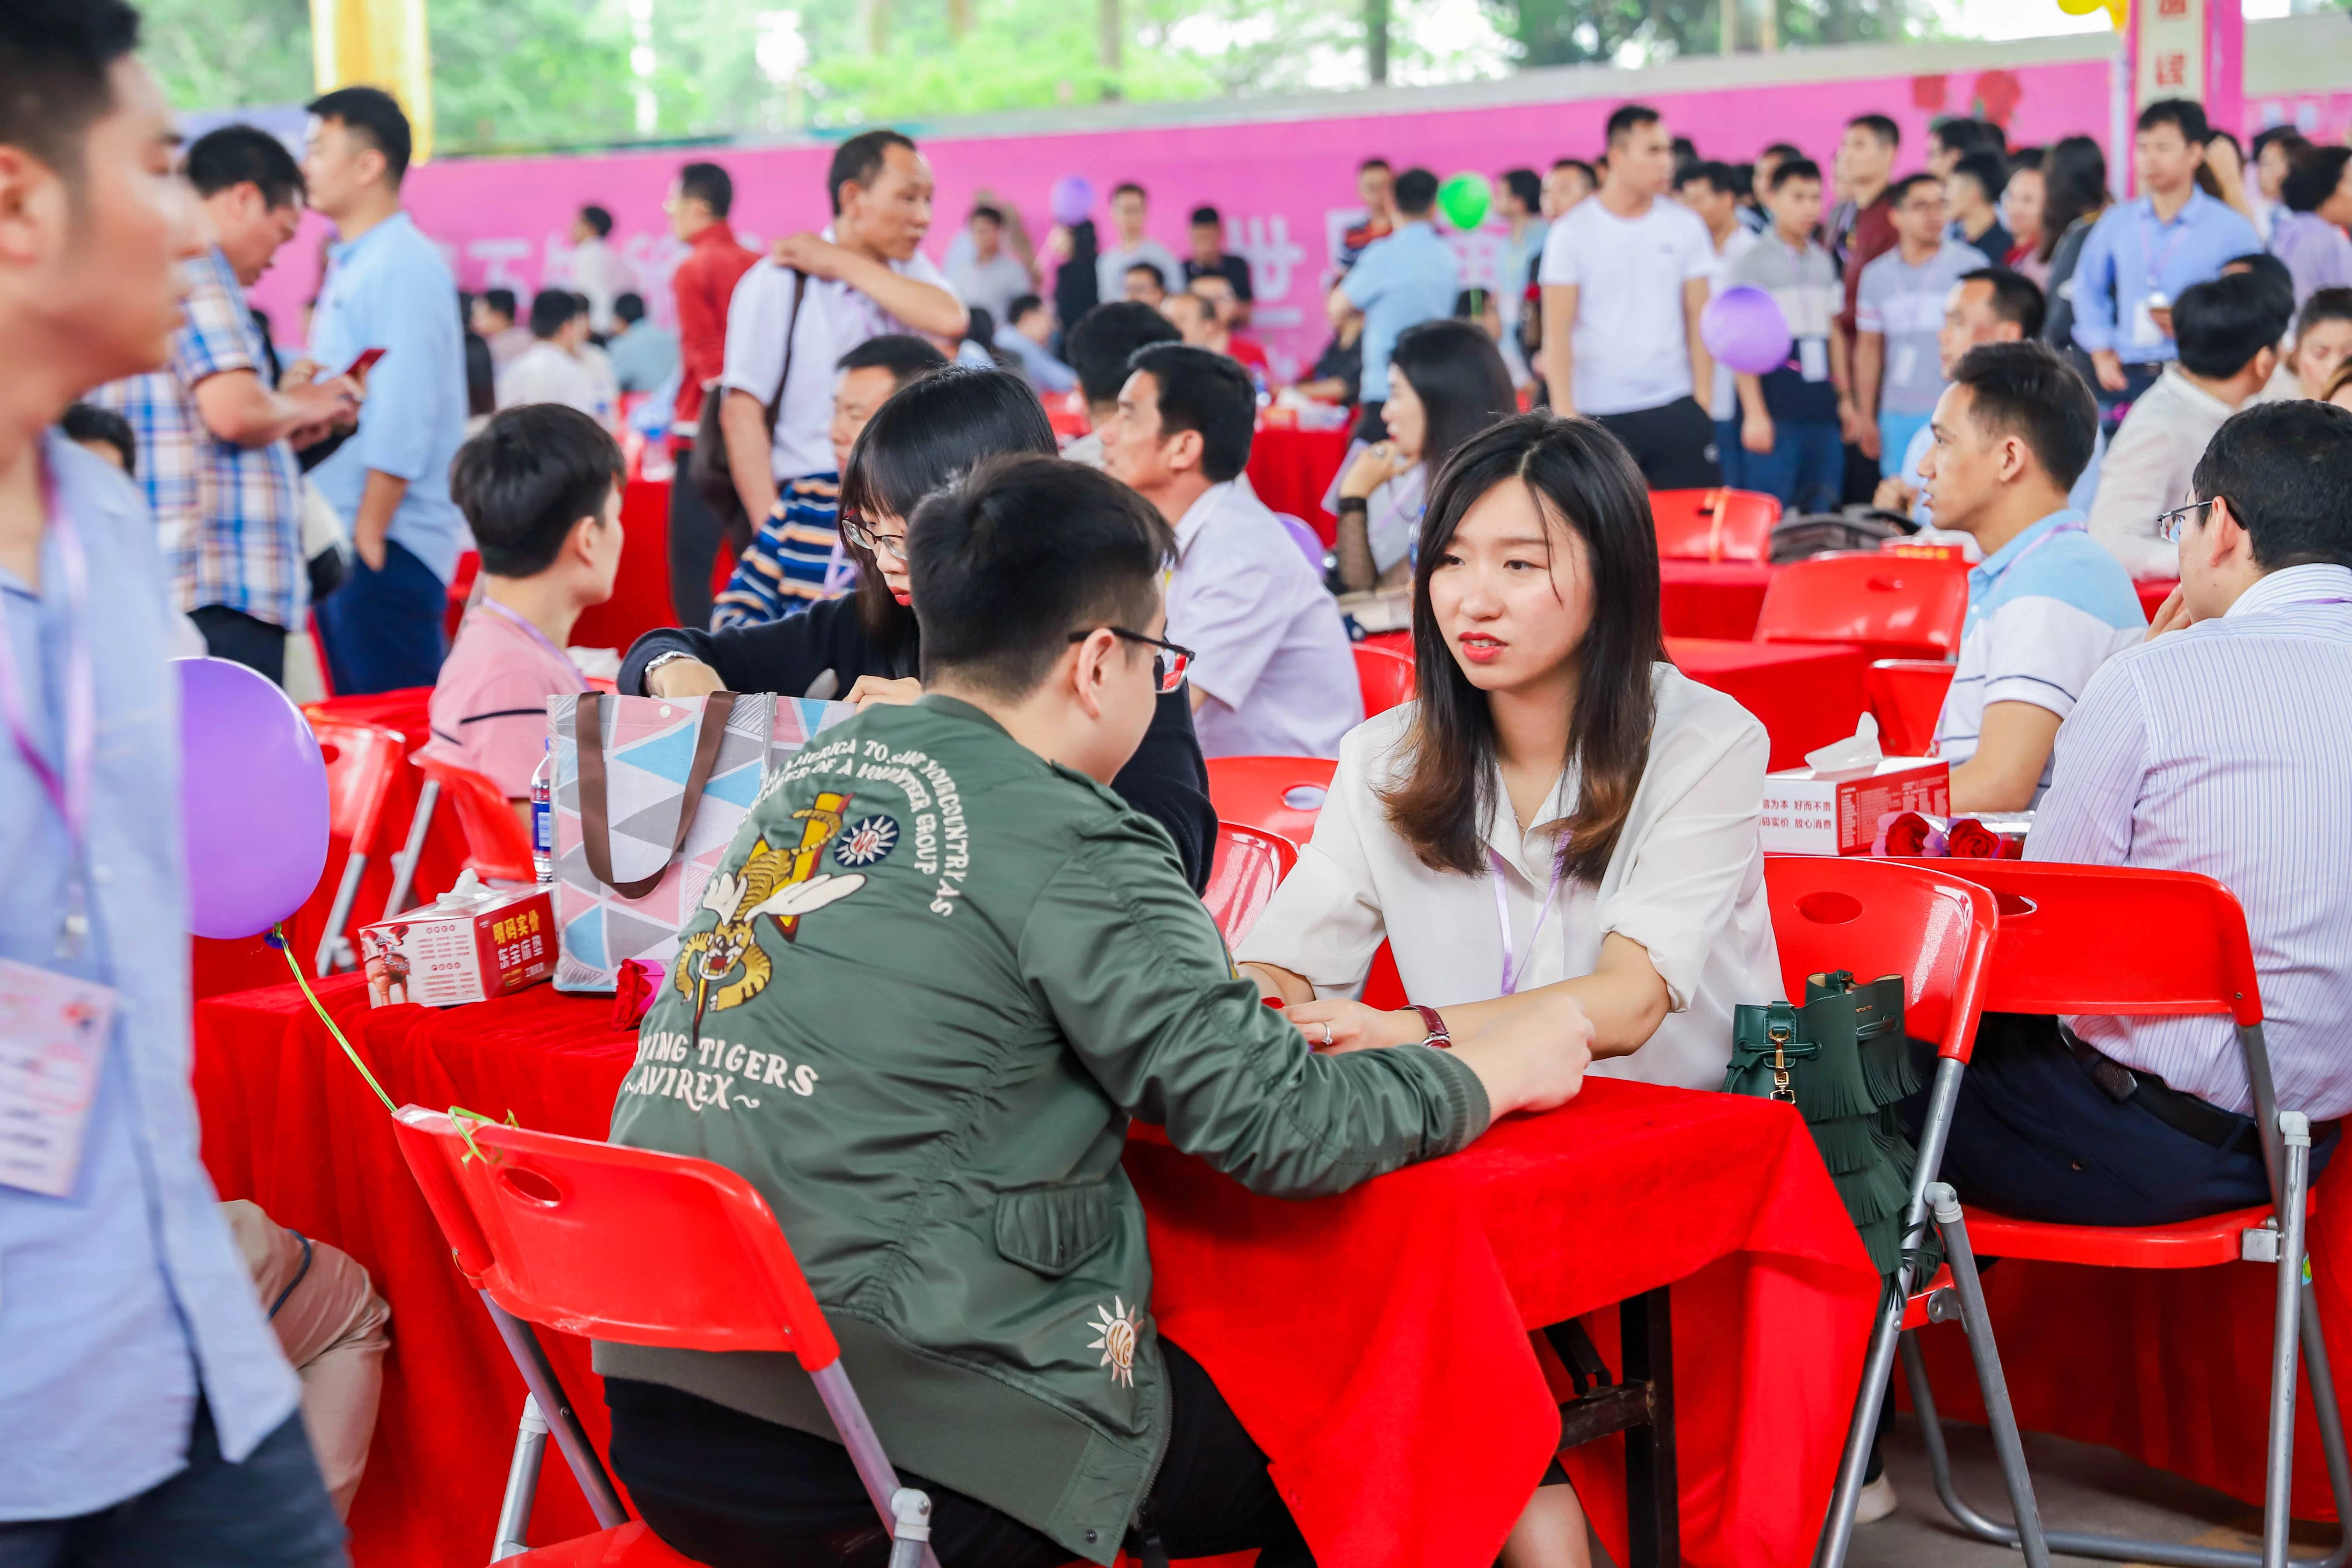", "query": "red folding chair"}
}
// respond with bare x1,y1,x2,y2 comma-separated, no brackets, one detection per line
1203,823,1298,946
1864,658,1955,758
1758,856,2015,1568
391,1107,941,1567
306,720,413,977
1753,553,1969,662
1204,755,1337,848
1649,487,1781,562
1354,642,1416,717
414,753,541,885
1849,862,2352,1568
